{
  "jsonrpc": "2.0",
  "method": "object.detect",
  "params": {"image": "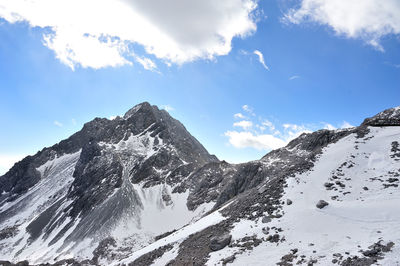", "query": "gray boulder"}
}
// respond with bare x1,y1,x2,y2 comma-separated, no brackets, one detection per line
316,200,329,209
209,233,232,251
